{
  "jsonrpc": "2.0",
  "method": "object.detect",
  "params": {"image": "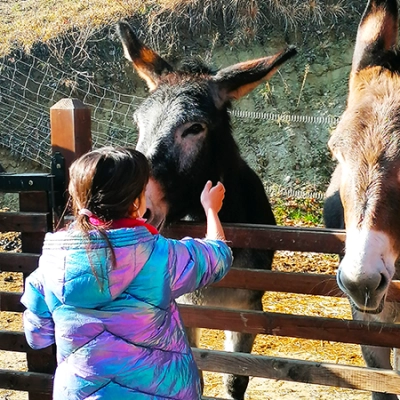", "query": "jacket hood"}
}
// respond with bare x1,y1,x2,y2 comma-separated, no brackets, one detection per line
40,226,156,308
